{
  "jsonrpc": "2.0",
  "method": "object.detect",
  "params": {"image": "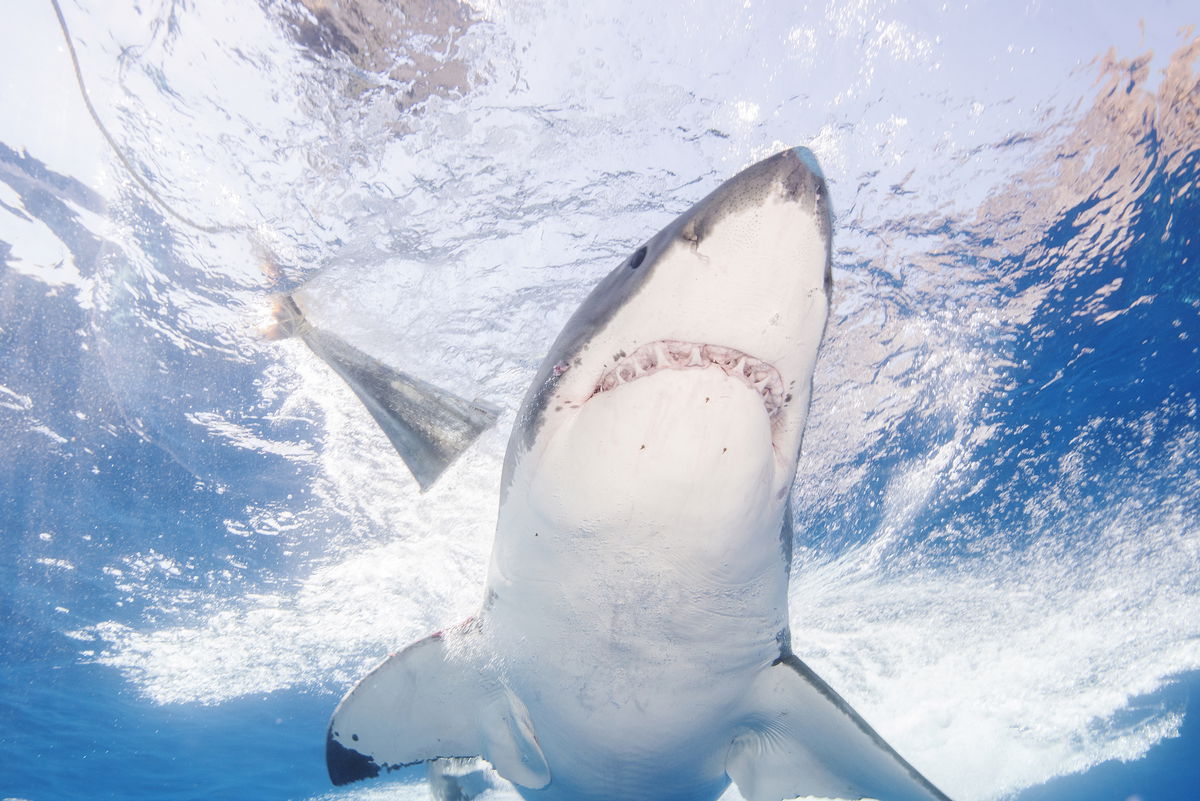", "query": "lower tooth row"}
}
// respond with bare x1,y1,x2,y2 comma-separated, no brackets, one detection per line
594,342,786,417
